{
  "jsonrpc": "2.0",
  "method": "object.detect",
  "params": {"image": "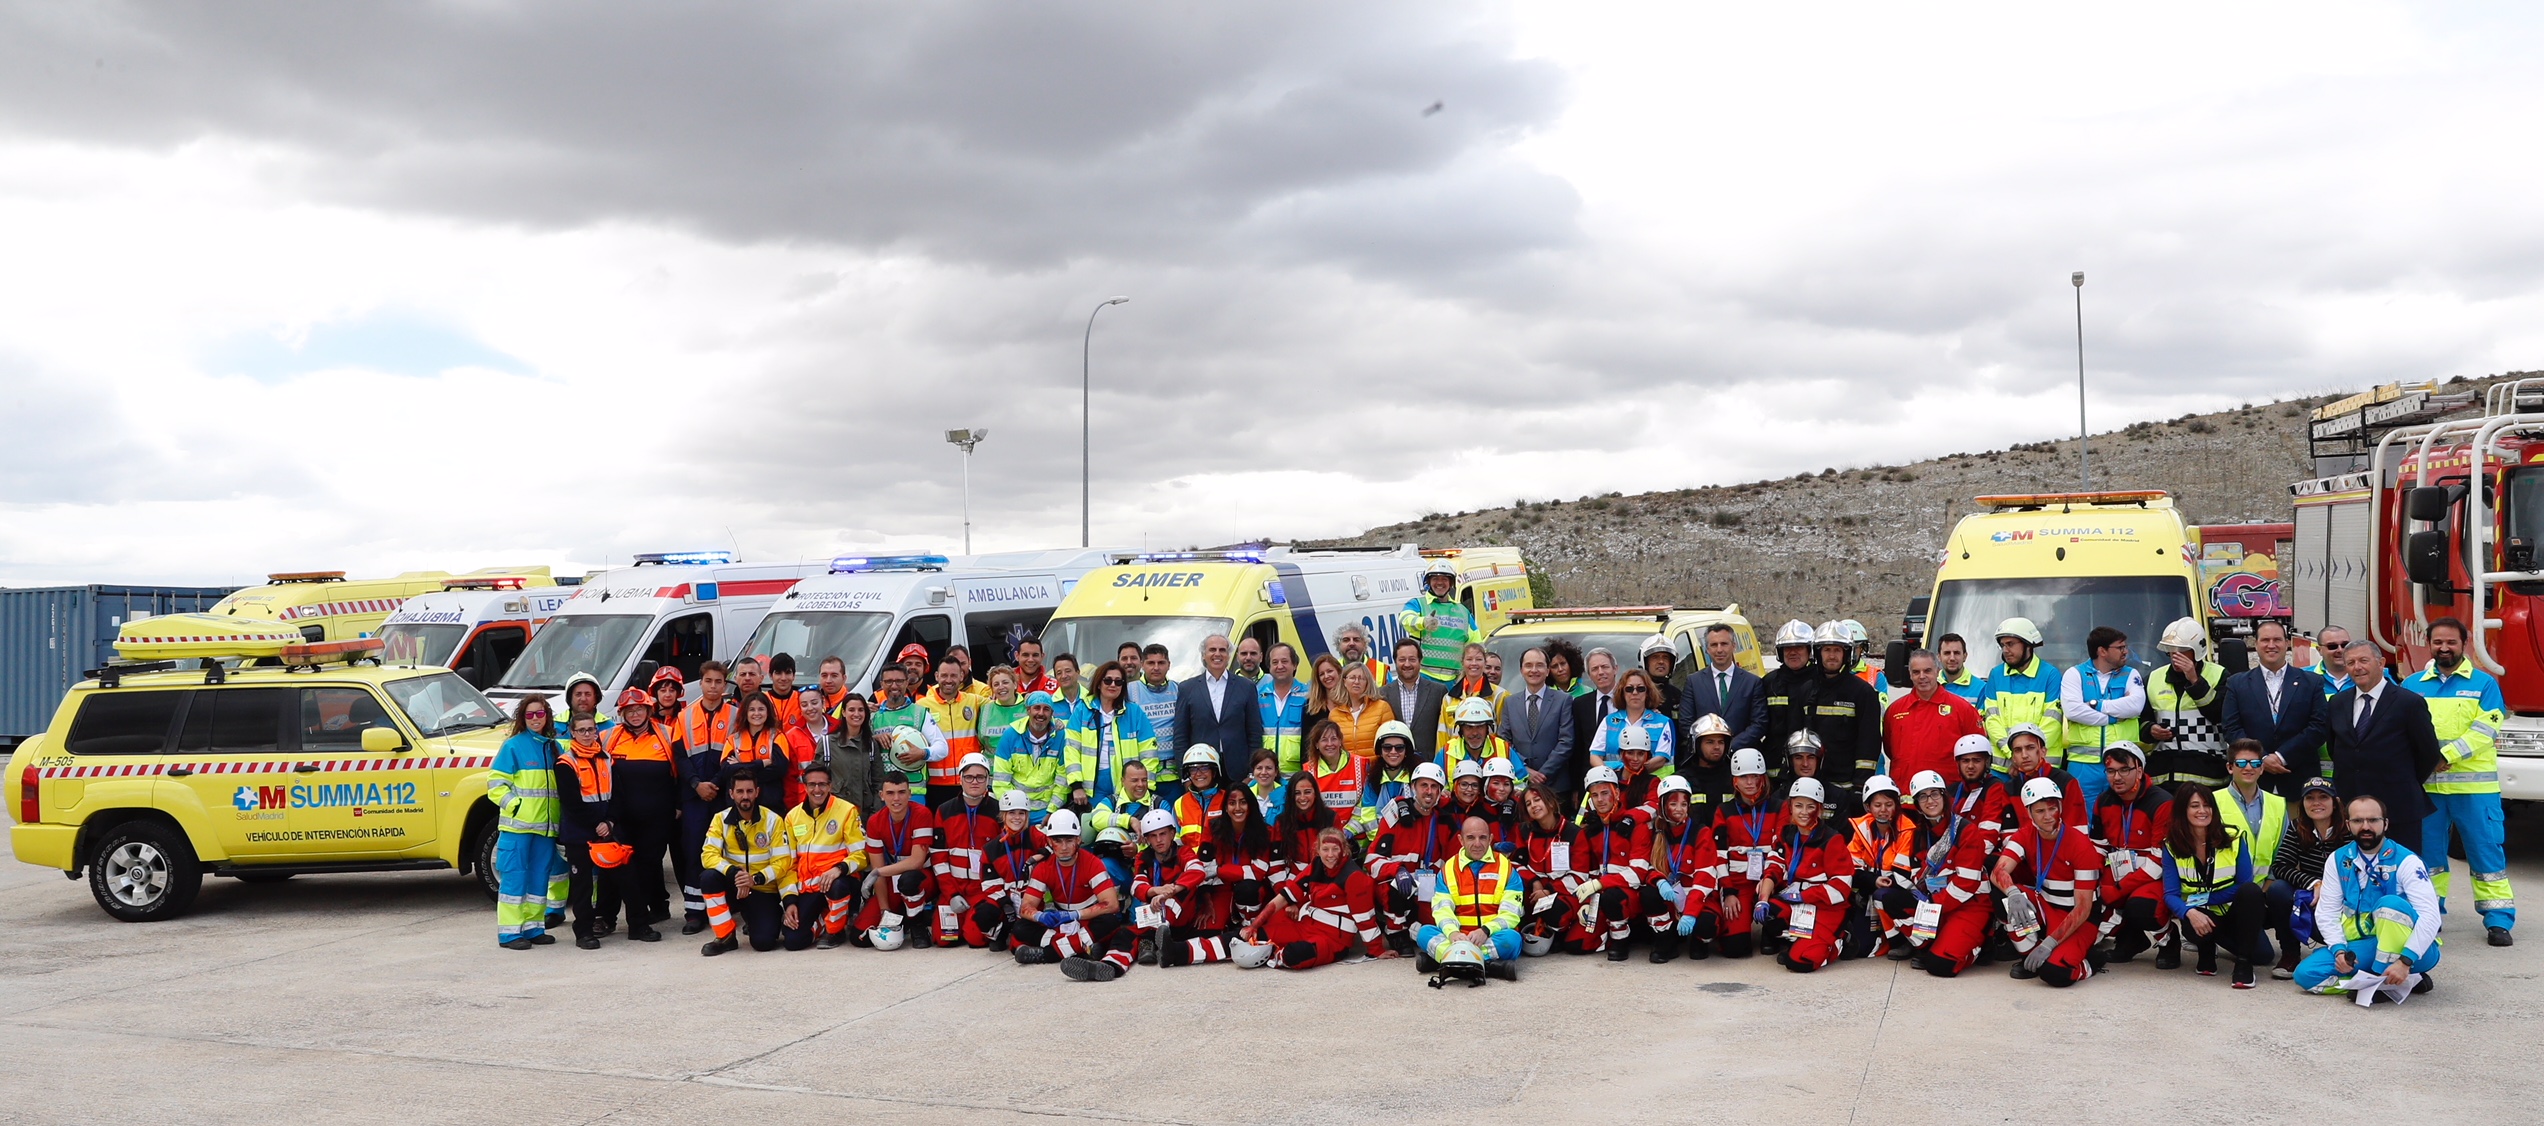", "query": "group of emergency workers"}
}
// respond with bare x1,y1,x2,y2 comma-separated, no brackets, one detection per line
474,574,2505,998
